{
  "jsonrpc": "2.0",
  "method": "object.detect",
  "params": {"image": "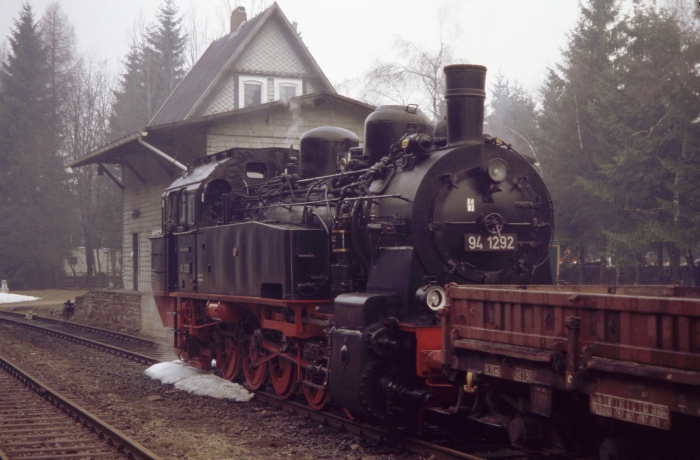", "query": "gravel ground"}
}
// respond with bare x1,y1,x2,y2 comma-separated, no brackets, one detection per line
0,294,420,460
